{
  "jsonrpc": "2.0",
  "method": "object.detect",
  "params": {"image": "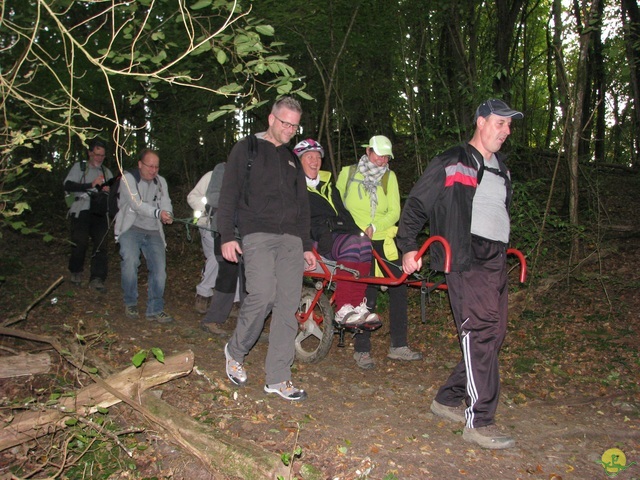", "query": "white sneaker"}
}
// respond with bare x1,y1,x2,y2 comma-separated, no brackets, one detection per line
352,298,380,324
334,304,359,325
